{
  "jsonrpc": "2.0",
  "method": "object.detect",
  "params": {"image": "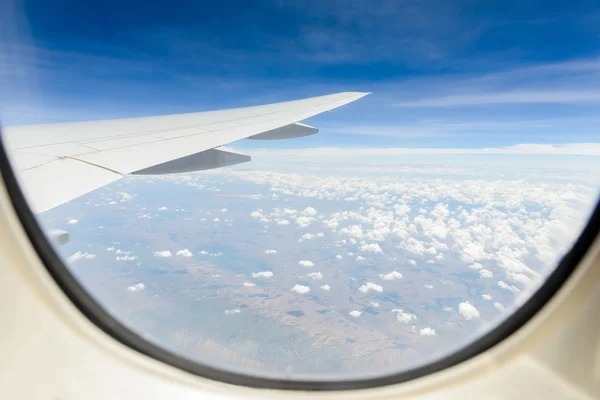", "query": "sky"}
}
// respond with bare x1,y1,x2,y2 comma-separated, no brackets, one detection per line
1,0,600,149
